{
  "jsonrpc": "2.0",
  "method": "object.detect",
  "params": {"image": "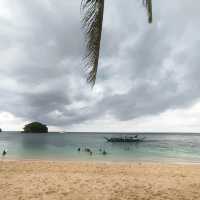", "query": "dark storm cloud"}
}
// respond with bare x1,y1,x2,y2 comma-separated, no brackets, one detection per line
1,0,200,129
